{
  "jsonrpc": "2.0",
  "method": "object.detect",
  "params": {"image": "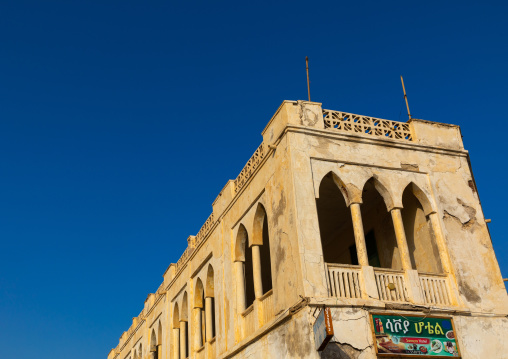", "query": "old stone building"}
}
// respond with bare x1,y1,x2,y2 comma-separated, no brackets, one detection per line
107,101,508,359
